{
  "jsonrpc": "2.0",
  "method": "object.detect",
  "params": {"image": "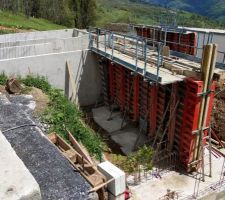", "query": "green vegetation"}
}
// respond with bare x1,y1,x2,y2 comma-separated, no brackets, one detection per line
0,0,224,31
0,29,16,35
0,11,65,31
42,88,103,160
0,0,96,29
95,0,225,28
0,74,104,160
22,75,103,160
0,72,7,85
134,0,225,24
113,145,154,174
